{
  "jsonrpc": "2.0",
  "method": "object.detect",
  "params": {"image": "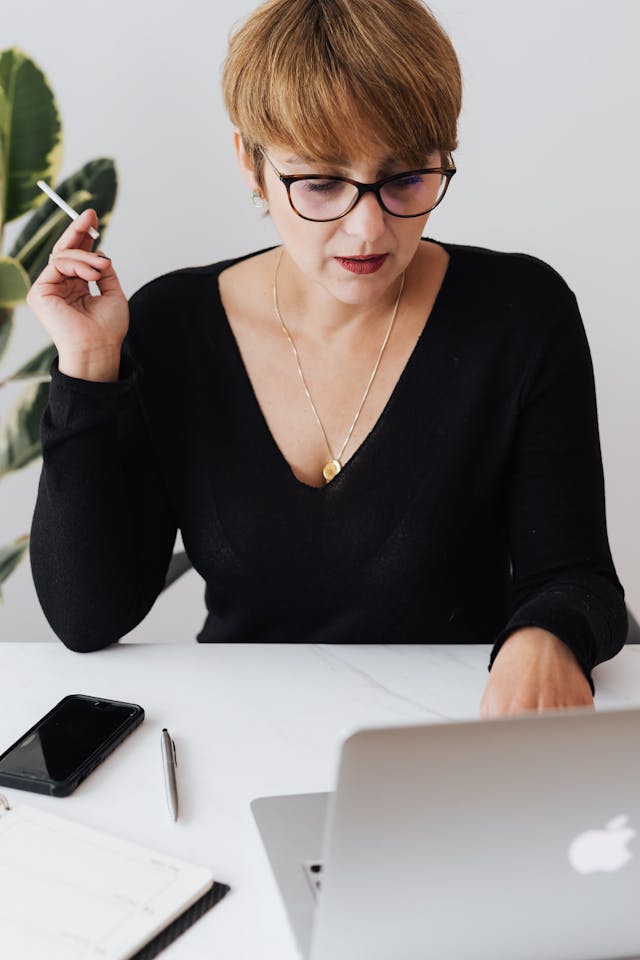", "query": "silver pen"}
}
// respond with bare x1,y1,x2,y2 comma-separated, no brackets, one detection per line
161,728,179,821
